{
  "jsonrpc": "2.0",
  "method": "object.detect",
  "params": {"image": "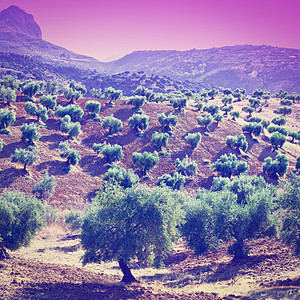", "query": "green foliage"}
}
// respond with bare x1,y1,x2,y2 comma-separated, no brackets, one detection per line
101,143,124,163
0,87,16,105
175,155,197,176
39,95,57,111
128,114,149,131
213,113,223,125
230,111,240,120
267,125,288,136
81,185,182,282
0,108,16,132
197,114,213,130
249,116,262,123
102,166,139,189
157,172,187,190
132,151,159,175
65,211,83,232
242,106,254,117
55,104,84,122
85,100,101,117
22,82,40,100
157,113,178,132
223,88,232,96
288,131,300,143
221,96,233,106
0,75,20,90
0,138,3,152
90,87,102,99
221,105,233,115
211,153,249,178
277,173,300,255
104,86,123,105
280,99,293,106
261,119,270,130
263,154,289,179
248,98,261,109
58,141,81,166
181,175,274,258
32,171,56,200
194,100,203,111
270,132,286,150
11,146,39,172
277,106,292,115
134,85,154,101
151,132,169,151
25,102,48,122
207,88,219,99
203,104,220,116
242,122,263,138
169,94,187,113
60,115,71,134
126,95,146,112
226,134,248,152
68,122,81,140
102,115,123,135
20,123,40,144
0,191,46,258
252,89,264,99
271,116,287,126
185,132,202,148
44,80,58,95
